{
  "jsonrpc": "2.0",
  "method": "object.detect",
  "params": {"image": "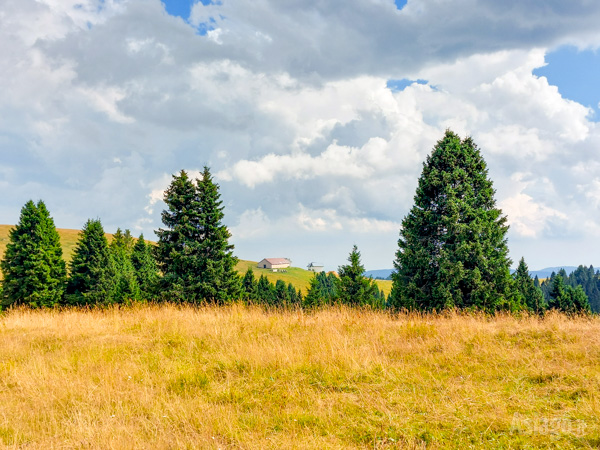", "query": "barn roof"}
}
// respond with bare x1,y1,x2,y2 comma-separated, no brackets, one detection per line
264,258,291,265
